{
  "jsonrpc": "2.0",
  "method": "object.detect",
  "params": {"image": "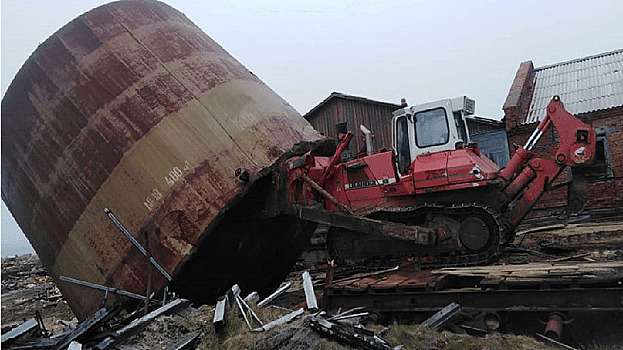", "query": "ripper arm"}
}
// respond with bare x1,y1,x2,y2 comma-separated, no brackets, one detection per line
500,96,596,226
